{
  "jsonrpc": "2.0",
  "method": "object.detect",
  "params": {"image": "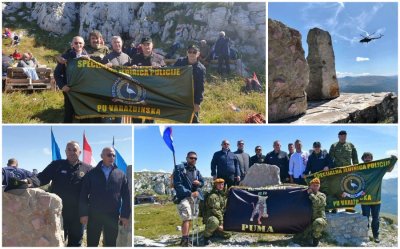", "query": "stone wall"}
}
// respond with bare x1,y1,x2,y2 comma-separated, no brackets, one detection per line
2,187,64,247
326,212,368,246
